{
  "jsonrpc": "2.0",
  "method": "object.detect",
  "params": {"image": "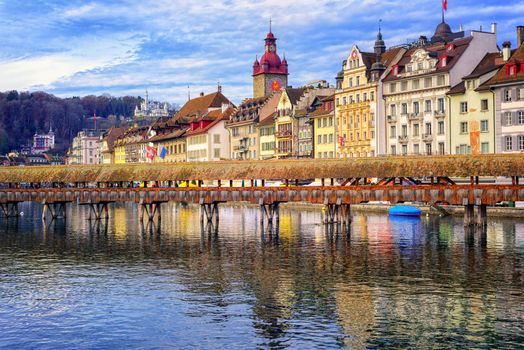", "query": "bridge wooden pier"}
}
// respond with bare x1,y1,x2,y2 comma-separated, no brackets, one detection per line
0,155,522,230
